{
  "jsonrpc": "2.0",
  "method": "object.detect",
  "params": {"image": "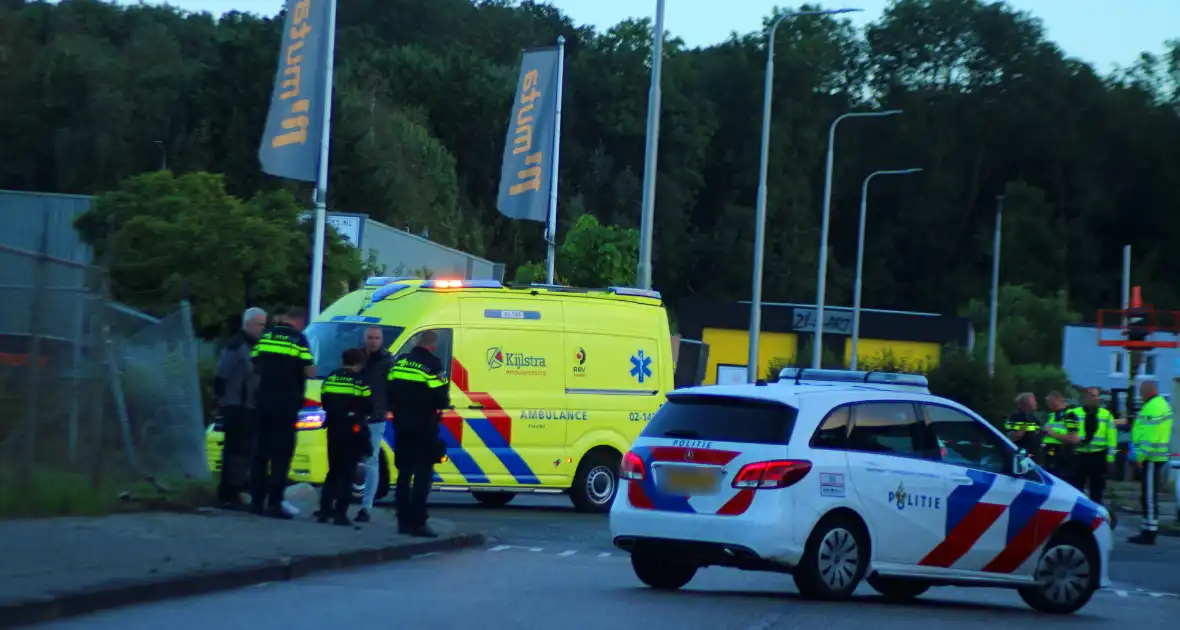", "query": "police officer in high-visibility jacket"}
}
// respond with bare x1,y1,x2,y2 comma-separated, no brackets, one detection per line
1004,392,1043,462
1041,391,1082,480
250,307,315,519
1073,386,1118,504
387,330,450,538
1128,380,1175,545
